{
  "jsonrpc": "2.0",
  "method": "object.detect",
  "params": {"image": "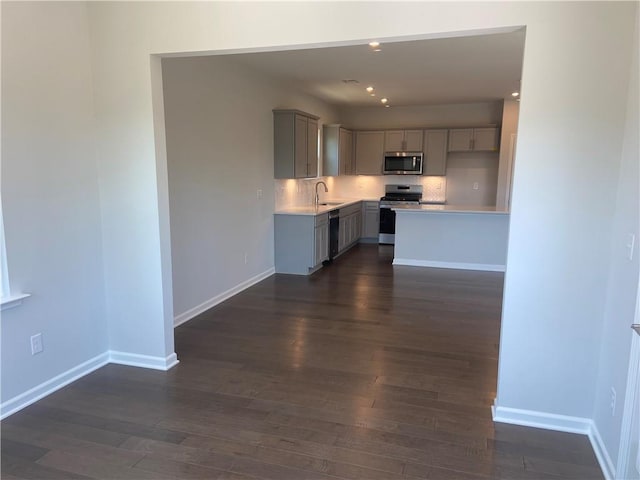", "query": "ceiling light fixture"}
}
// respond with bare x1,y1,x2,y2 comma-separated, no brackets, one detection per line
511,91,519,97
366,86,374,93
381,98,388,104
368,41,380,48
385,105,390,108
